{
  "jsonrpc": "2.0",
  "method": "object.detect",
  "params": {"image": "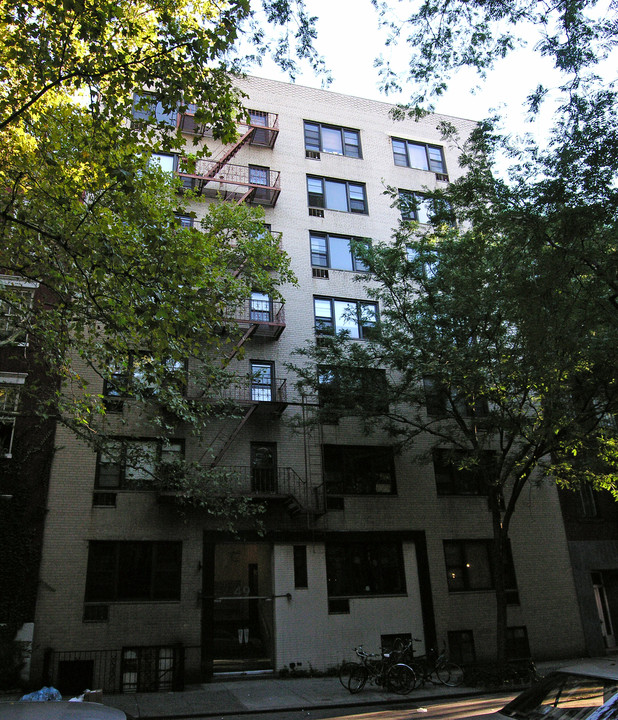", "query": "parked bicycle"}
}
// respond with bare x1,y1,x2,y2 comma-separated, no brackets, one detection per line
397,638,464,688
338,645,416,695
